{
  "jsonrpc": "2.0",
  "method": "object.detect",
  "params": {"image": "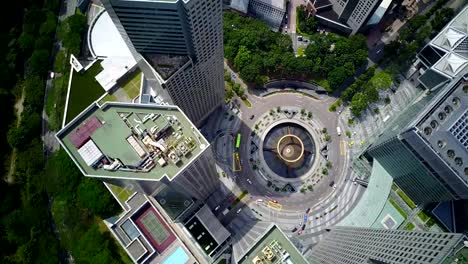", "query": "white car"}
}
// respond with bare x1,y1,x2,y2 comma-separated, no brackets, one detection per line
247,179,252,184
236,208,242,214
